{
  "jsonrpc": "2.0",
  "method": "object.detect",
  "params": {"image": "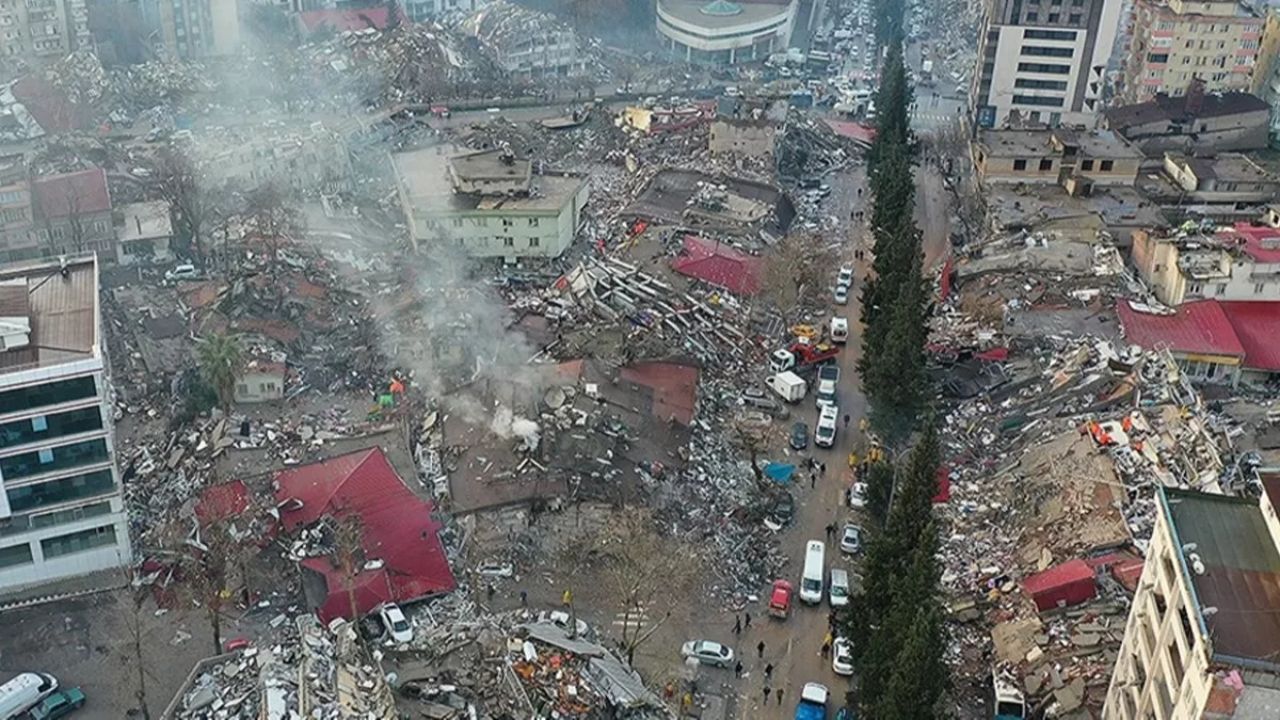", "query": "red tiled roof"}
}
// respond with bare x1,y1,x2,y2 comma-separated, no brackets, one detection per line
299,6,403,34
195,480,250,526
1022,559,1096,611
824,119,878,144
671,235,761,296
10,75,83,133
233,318,302,345
32,168,111,218
1220,301,1280,371
274,448,455,621
1117,299,1246,358
1225,223,1280,264
618,361,700,426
